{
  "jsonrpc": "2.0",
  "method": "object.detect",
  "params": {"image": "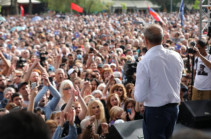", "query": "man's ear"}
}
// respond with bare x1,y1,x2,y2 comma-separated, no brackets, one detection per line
144,38,148,46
